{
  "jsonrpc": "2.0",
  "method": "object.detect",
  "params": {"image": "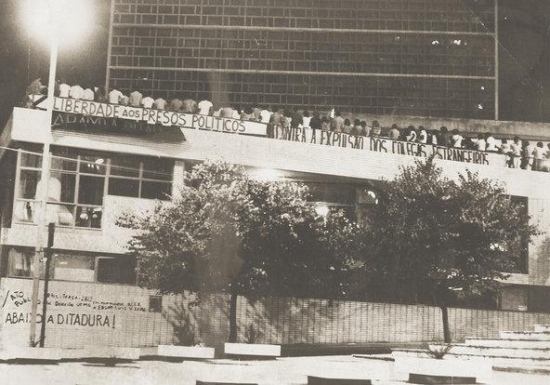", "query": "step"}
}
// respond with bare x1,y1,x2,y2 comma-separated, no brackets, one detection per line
392,348,550,369
0,347,63,361
500,331,550,340
492,366,550,385
534,325,550,332
392,355,492,384
278,356,394,381
408,373,476,384
464,338,550,349
307,376,371,385
158,345,216,359
430,344,550,359
224,343,281,357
